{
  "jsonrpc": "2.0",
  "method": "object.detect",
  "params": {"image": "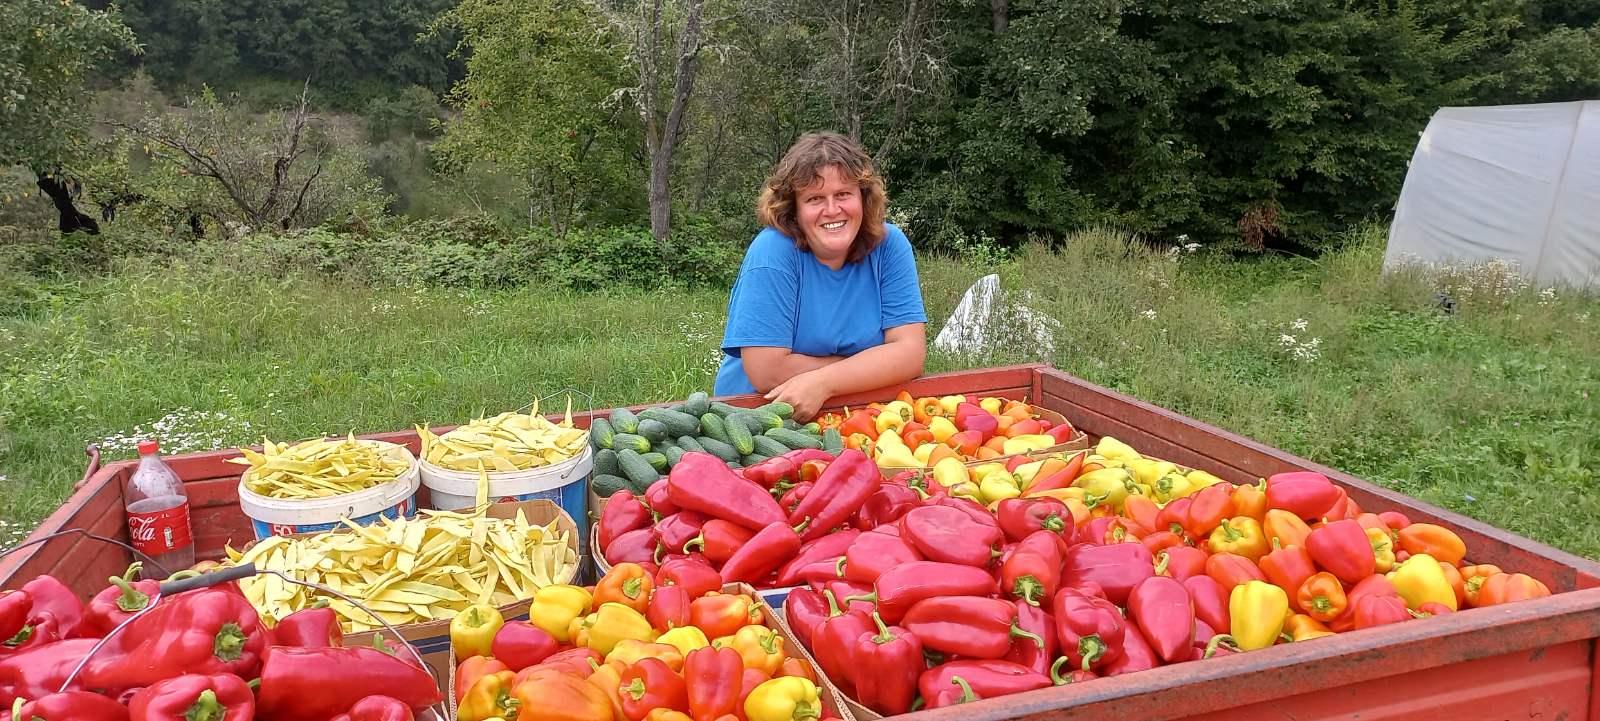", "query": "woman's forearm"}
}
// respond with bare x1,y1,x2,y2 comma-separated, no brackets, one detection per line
812,338,926,398
742,348,845,393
